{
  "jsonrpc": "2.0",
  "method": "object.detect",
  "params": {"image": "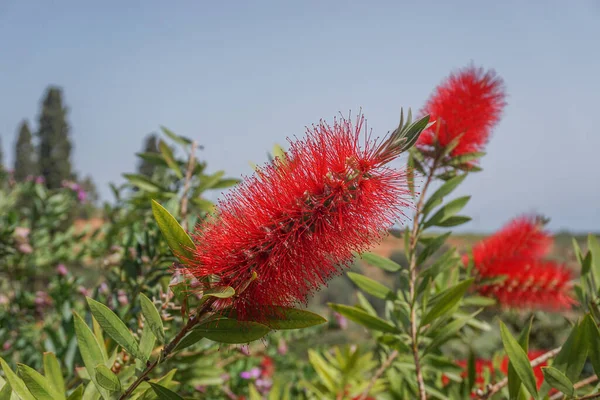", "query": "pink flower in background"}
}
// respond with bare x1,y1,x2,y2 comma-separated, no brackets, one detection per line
56,264,68,277
117,290,129,306
334,312,348,330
